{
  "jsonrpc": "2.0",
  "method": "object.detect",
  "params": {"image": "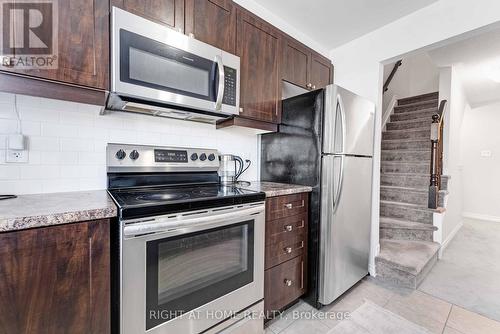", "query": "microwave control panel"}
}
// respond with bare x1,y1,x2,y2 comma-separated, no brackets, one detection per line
222,66,237,106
